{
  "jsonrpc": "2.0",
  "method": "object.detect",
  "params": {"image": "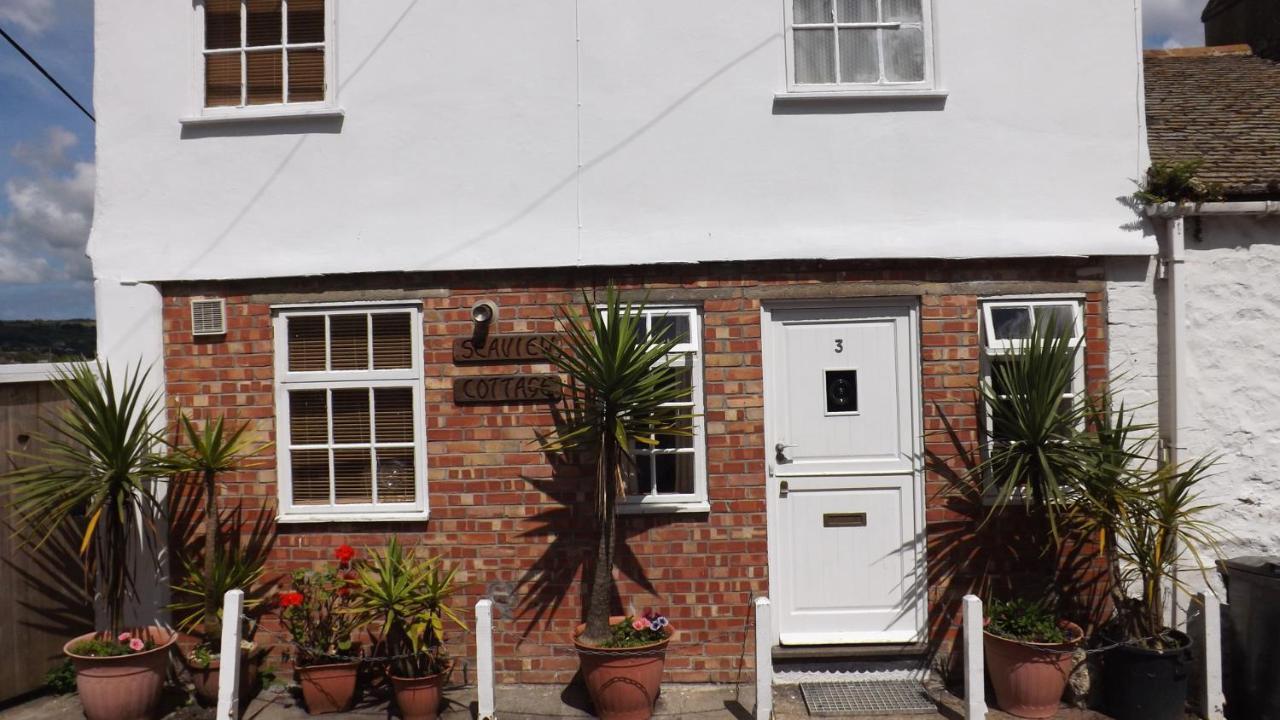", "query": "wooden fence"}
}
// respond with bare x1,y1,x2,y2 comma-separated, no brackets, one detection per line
0,364,92,702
